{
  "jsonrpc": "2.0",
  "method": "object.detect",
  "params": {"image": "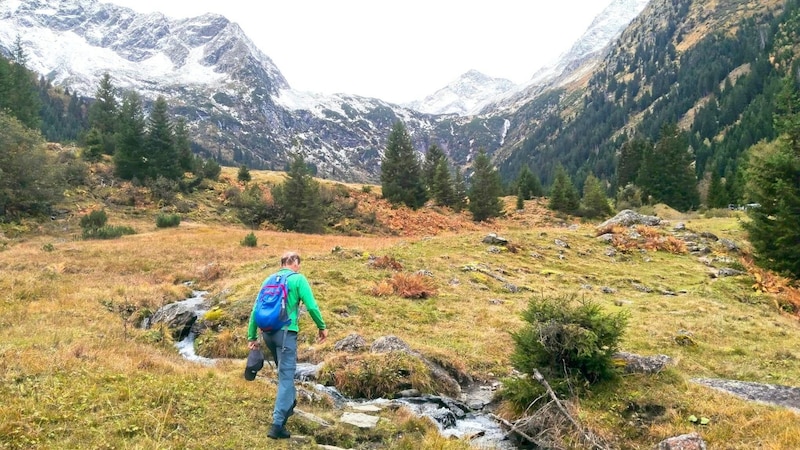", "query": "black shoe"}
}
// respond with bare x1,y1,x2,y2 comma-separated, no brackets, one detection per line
281,400,297,427
267,424,290,440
